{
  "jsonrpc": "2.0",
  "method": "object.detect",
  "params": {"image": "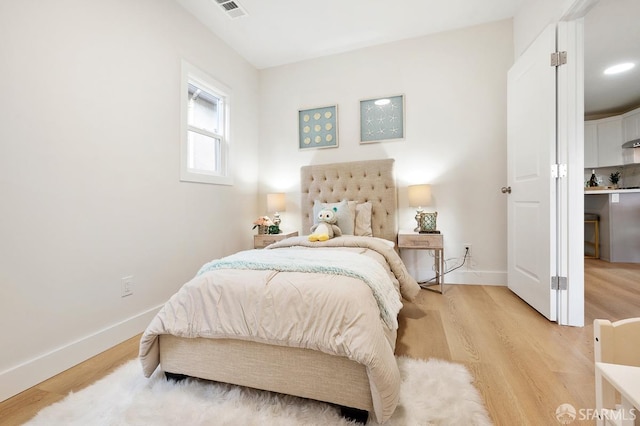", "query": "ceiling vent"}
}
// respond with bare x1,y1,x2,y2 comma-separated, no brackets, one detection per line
214,0,247,19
